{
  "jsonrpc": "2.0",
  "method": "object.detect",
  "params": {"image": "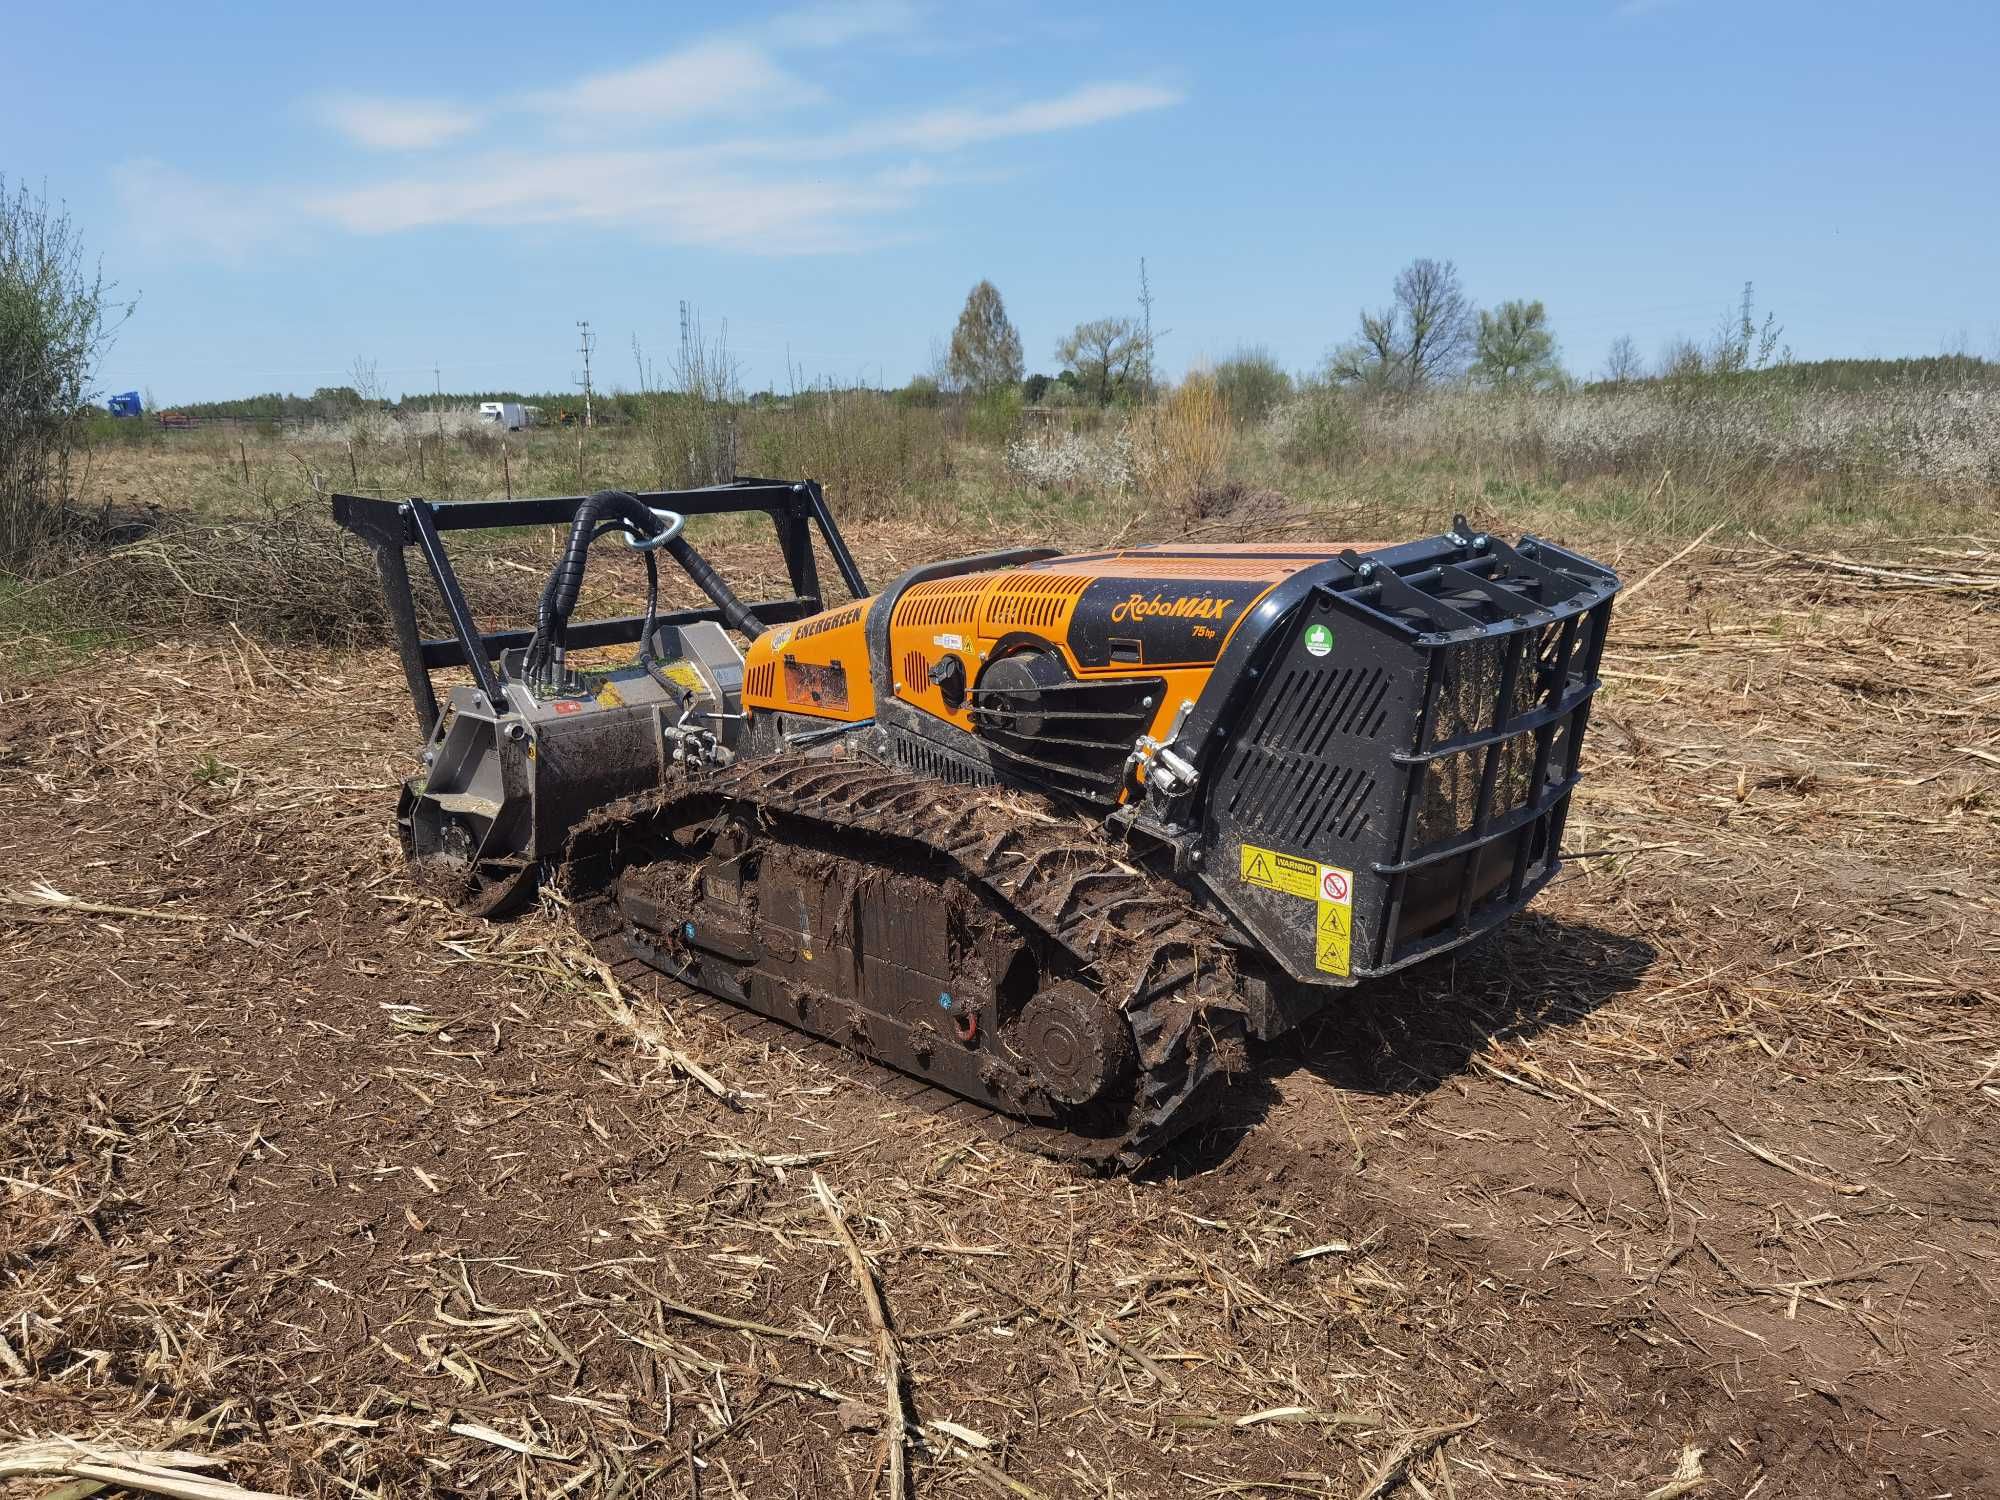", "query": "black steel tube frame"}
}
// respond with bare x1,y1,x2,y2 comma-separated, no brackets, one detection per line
332,477,867,732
